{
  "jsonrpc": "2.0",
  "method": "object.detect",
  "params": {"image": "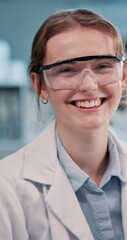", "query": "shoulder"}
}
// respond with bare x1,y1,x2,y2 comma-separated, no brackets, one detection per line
0,121,56,178
0,122,56,238
109,128,127,156
119,140,127,155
